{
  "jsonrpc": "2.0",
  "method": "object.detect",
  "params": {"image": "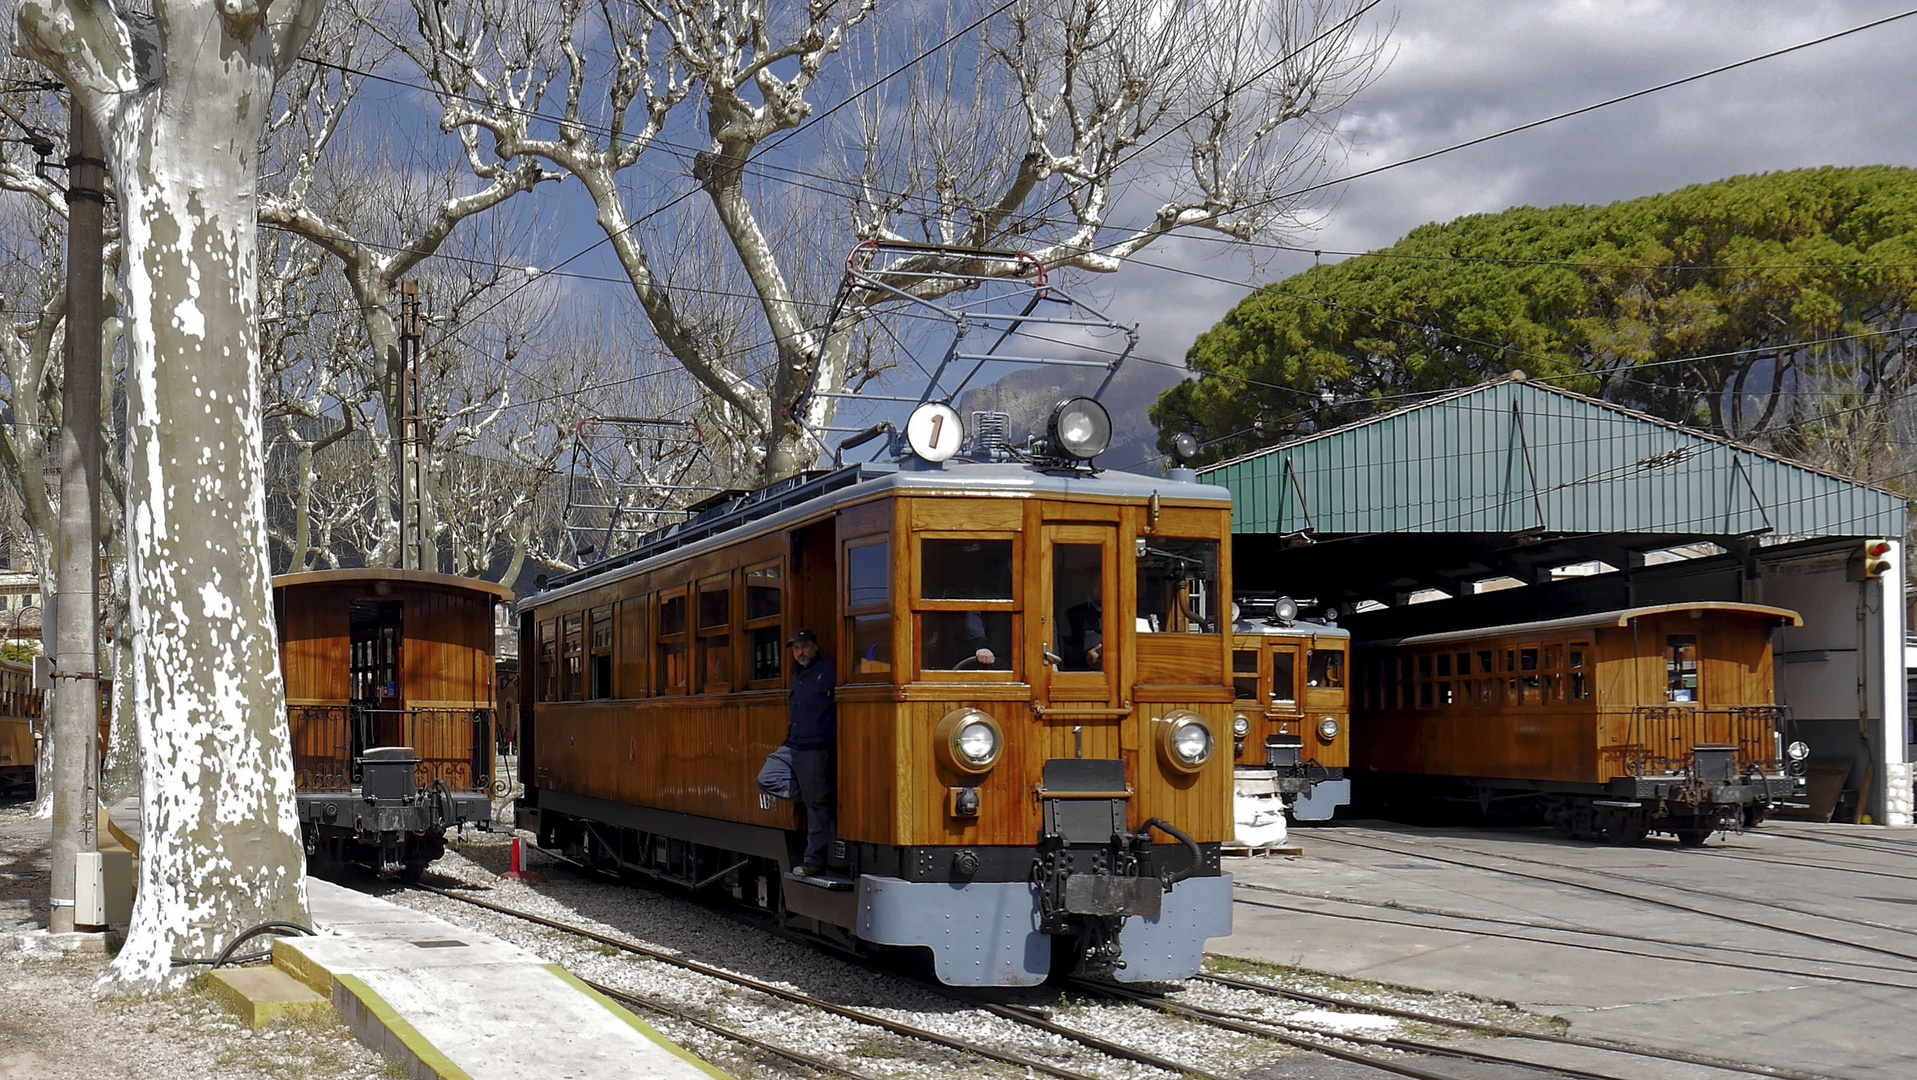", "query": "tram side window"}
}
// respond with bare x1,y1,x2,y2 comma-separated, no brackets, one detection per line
1569,644,1590,701
698,577,732,693
1136,539,1220,634
745,563,783,684
1666,635,1699,702
1541,644,1563,702
562,612,585,701
1417,654,1433,707
845,539,892,678
1456,652,1472,704
537,620,556,702
590,608,614,699
1518,646,1540,706
658,591,688,694
1478,650,1497,703
919,539,1016,674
